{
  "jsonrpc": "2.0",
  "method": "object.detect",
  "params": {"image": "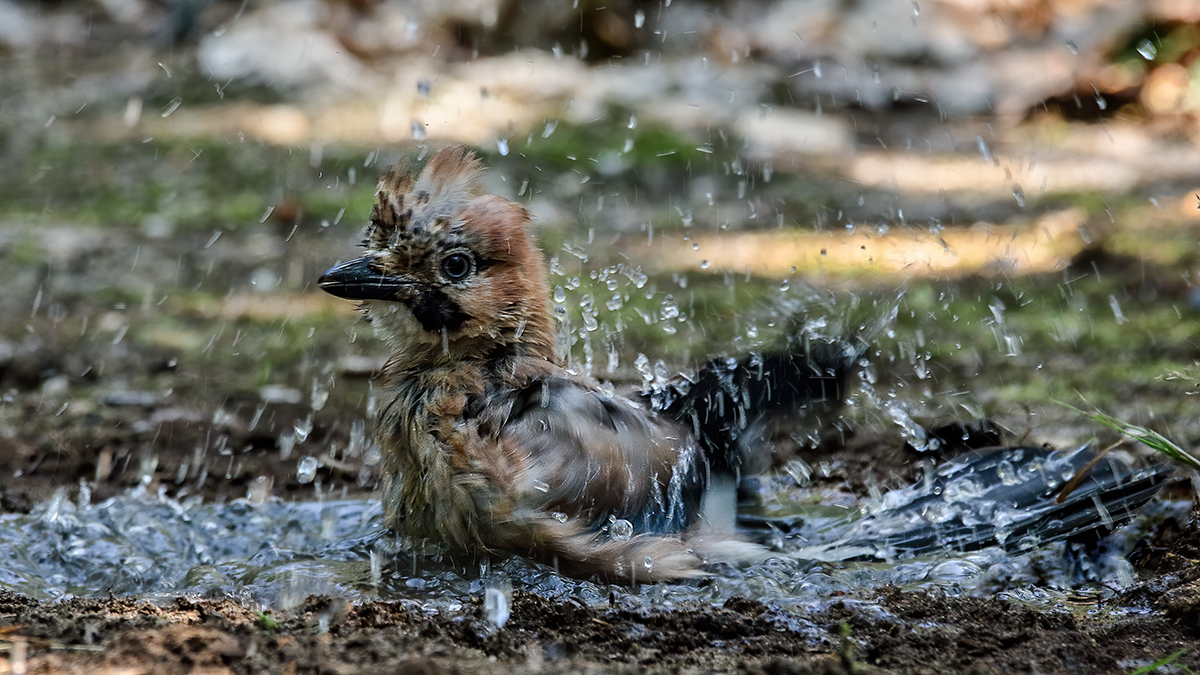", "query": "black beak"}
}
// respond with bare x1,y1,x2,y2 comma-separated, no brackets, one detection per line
318,257,409,301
